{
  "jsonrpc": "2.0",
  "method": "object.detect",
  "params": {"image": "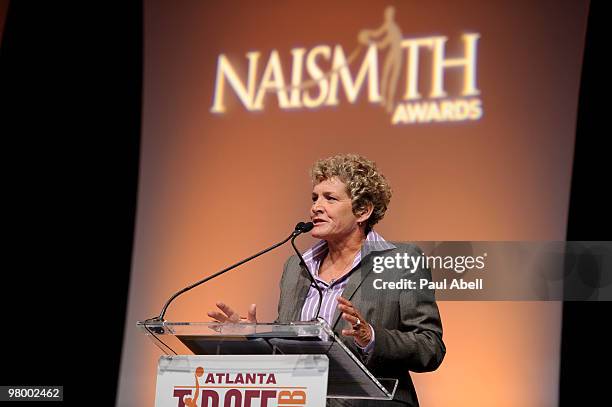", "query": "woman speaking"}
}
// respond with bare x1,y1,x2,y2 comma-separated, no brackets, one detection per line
208,154,445,406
